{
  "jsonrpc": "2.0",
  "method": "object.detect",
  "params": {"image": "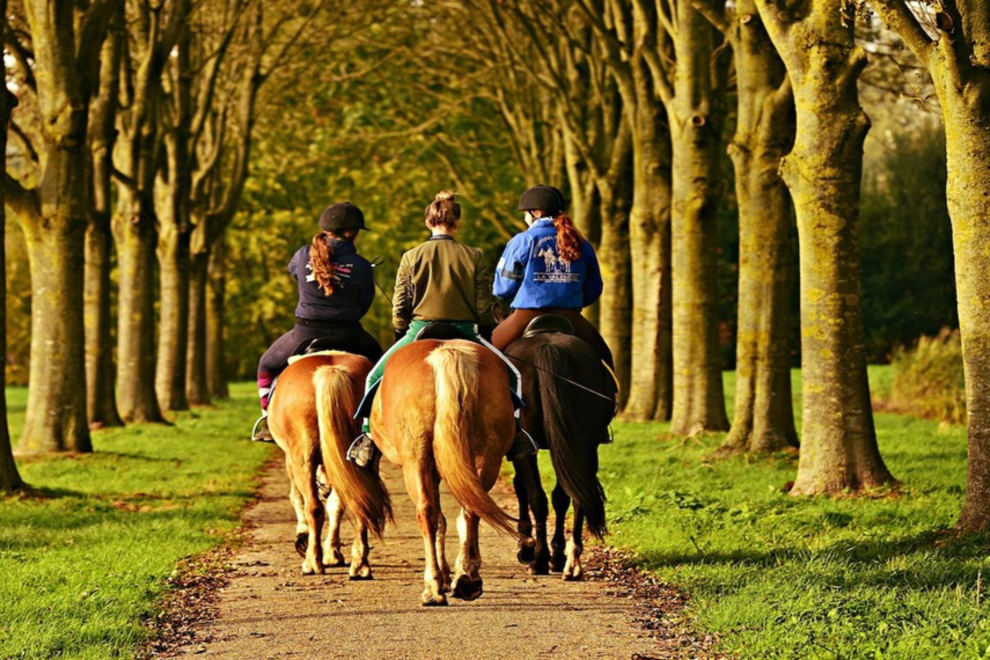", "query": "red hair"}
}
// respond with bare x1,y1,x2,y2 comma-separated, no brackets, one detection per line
309,229,357,296
553,213,583,262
